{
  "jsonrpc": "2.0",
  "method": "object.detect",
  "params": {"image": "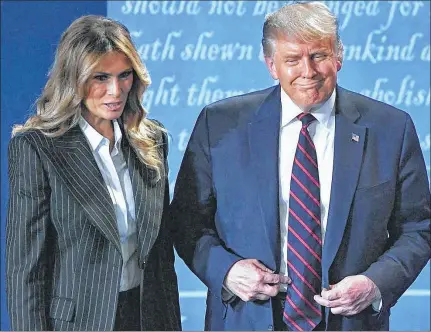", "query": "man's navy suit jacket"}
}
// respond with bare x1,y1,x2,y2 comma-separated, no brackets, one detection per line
171,85,431,331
